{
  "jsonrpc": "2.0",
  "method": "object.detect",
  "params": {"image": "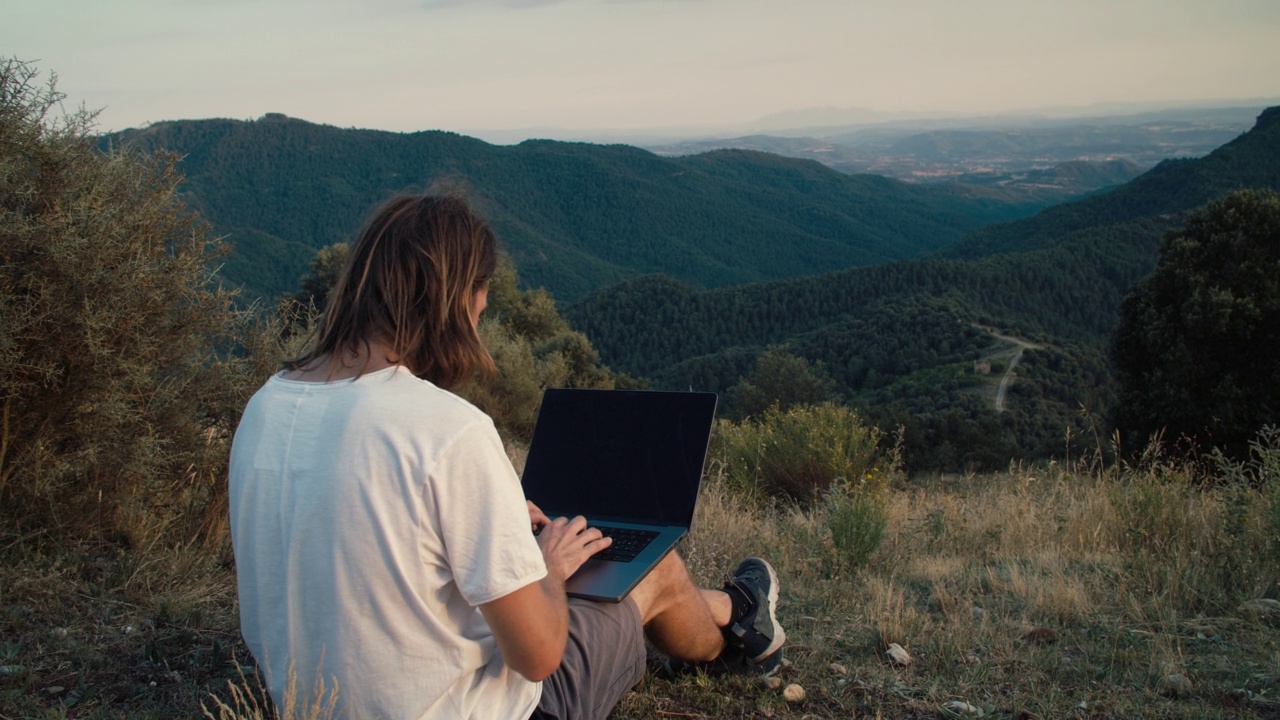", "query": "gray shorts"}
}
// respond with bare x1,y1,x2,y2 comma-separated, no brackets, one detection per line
530,597,647,720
